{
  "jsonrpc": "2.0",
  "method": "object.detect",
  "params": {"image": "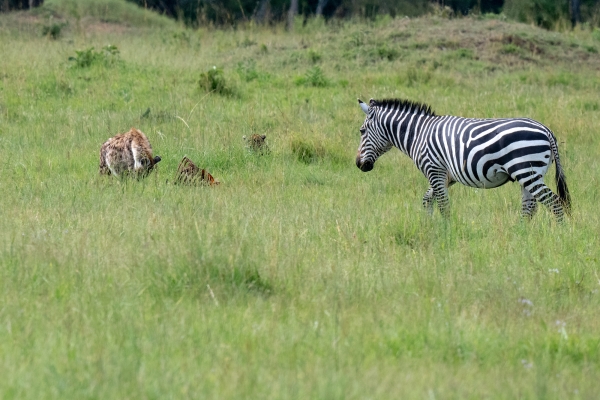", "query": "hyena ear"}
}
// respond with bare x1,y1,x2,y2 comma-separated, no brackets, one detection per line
153,156,162,164
358,99,369,115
